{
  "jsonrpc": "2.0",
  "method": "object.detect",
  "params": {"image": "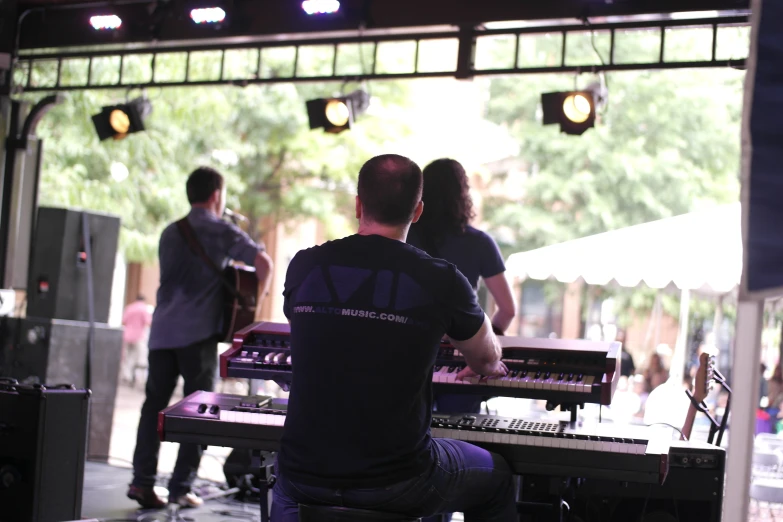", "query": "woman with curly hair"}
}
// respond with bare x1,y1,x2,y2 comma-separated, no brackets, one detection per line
407,159,516,397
